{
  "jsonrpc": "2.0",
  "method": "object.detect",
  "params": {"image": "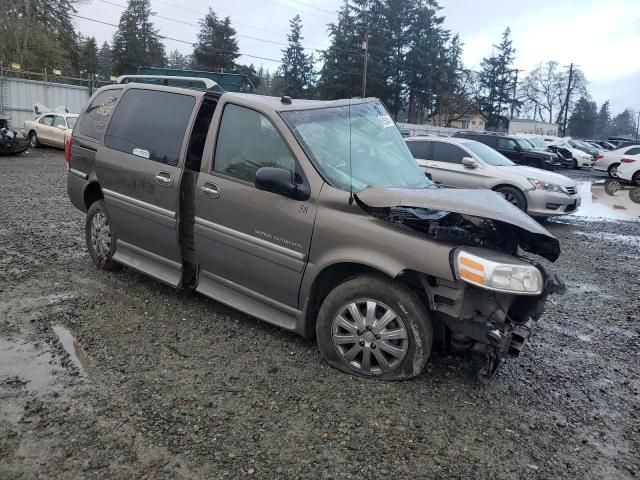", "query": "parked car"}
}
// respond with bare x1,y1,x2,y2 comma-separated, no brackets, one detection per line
617,157,640,186
570,139,601,158
547,138,595,168
23,112,78,149
405,136,580,217
66,77,566,381
515,134,573,168
586,140,616,150
593,145,640,177
0,116,29,155
452,132,563,170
